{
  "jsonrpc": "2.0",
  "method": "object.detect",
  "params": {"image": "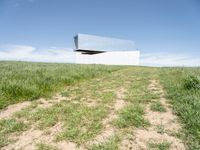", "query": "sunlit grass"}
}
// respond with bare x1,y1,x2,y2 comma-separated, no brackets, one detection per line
0,119,27,148
150,101,166,112
0,61,121,109
148,141,171,150
36,143,58,150
1,62,199,149
159,67,200,149
113,104,148,128
89,136,120,150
